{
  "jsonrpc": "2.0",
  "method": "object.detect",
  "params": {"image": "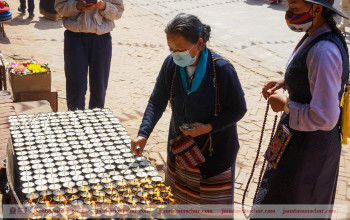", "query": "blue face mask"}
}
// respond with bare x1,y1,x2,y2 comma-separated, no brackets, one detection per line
171,44,197,67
